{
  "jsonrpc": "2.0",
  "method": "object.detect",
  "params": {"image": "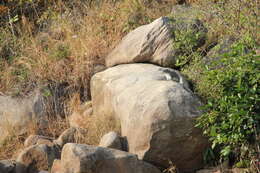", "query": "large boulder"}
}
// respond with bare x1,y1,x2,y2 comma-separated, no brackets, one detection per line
16,144,60,173
0,91,47,146
91,63,208,172
106,15,206,68
51,143,161,173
